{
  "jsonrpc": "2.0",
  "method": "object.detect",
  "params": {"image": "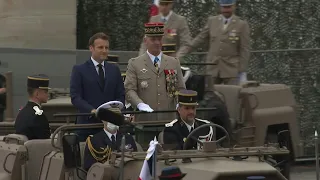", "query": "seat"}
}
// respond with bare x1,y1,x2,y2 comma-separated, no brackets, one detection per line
214,85,242,129
24,139,56,180
158,131,164,144
135,141,143,152
0,140,27,180
3,134,28,145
